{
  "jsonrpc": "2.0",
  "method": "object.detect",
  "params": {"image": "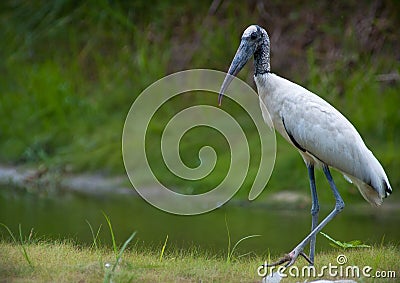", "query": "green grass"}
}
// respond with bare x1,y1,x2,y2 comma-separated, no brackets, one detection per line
0,1,399,201
0,215,398,282
0,240,398,282
225,215,261,263
98,212,137,282
320,232,371,250
0,223,33,268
